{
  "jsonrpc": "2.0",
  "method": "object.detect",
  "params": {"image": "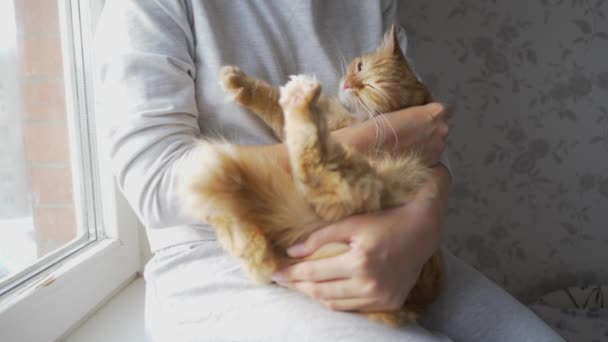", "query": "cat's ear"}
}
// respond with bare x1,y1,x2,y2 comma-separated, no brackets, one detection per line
382,24,404,57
